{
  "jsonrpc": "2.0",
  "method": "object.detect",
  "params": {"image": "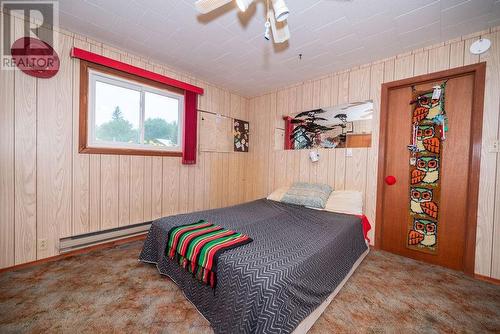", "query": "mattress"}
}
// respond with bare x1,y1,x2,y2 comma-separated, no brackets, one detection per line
139,199,368,334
